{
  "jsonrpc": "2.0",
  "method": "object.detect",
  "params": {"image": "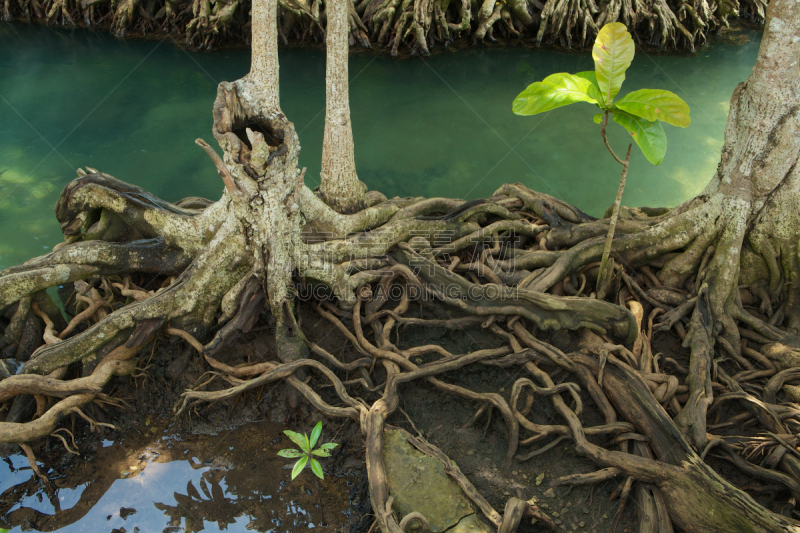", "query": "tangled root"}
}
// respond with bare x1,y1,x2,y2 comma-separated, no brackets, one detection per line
4,0,767,52
2,155,799,531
